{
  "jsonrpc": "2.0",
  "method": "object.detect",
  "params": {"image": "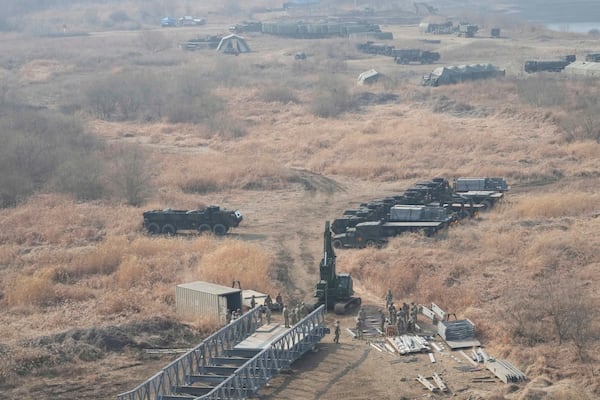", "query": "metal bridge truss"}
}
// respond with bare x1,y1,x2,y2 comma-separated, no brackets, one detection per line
118,305,327,400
